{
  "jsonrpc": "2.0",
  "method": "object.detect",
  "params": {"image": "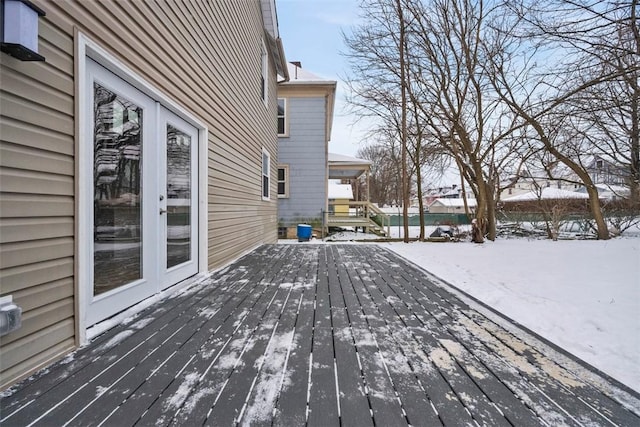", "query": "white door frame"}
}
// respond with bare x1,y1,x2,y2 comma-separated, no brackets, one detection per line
158,108,199,288
76,33,208,343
